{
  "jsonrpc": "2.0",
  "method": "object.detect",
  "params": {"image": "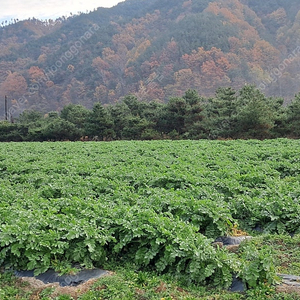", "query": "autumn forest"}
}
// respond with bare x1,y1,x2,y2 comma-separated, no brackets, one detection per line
1,0,300,139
